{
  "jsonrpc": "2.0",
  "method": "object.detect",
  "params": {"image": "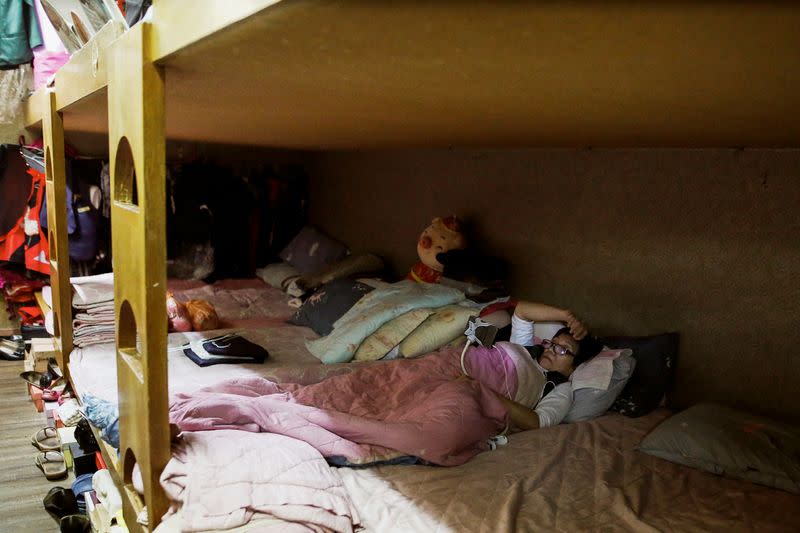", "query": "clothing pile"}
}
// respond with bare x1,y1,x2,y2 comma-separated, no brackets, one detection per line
43,272,115,348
